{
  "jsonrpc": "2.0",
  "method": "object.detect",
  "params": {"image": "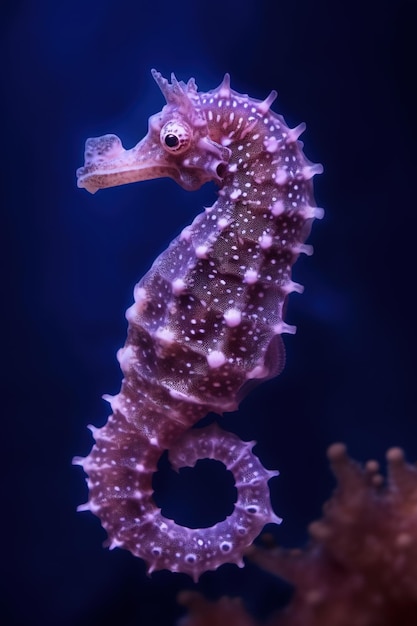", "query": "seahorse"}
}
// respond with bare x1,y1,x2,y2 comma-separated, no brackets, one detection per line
74,70,323,581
